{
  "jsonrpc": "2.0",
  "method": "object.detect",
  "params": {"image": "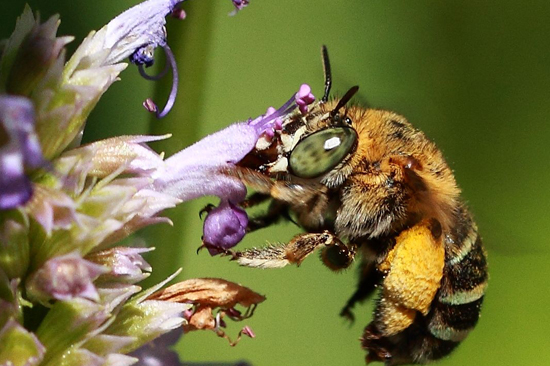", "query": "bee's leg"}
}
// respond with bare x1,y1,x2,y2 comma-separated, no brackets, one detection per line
228,166,328,230
240,192,271,208
362,219,445,364
376,219,444,330
233,231,348,269
361,323,393,364
247,199,288,232
198,203,216,218
229,166,328,208
340,260,382,322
